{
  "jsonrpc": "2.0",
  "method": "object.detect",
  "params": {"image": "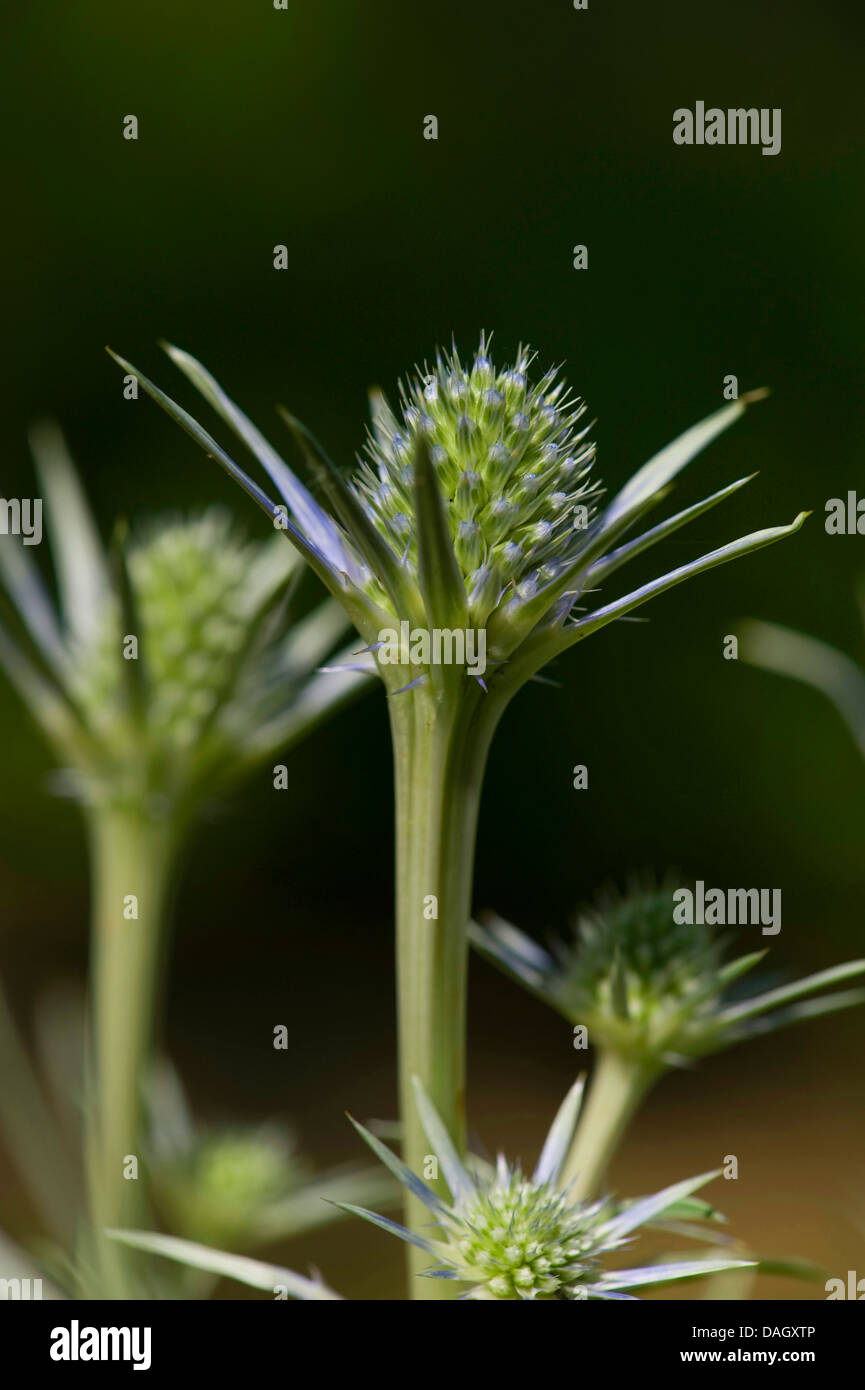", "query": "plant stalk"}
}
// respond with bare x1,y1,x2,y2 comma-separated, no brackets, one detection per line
85,802,178,1297
561,1048,657,1200
389,683,501,1298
